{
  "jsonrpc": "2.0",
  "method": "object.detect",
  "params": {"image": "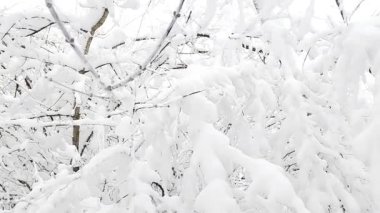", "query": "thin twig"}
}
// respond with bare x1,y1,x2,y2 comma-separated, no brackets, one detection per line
335,0,345,22
302,48,311,71
25,22,54,37
1,23,16,46
80,131,94,156
46,77,110,99
349,0,366,21
0,119,115,127
109,0,186,90
22,114,72,120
